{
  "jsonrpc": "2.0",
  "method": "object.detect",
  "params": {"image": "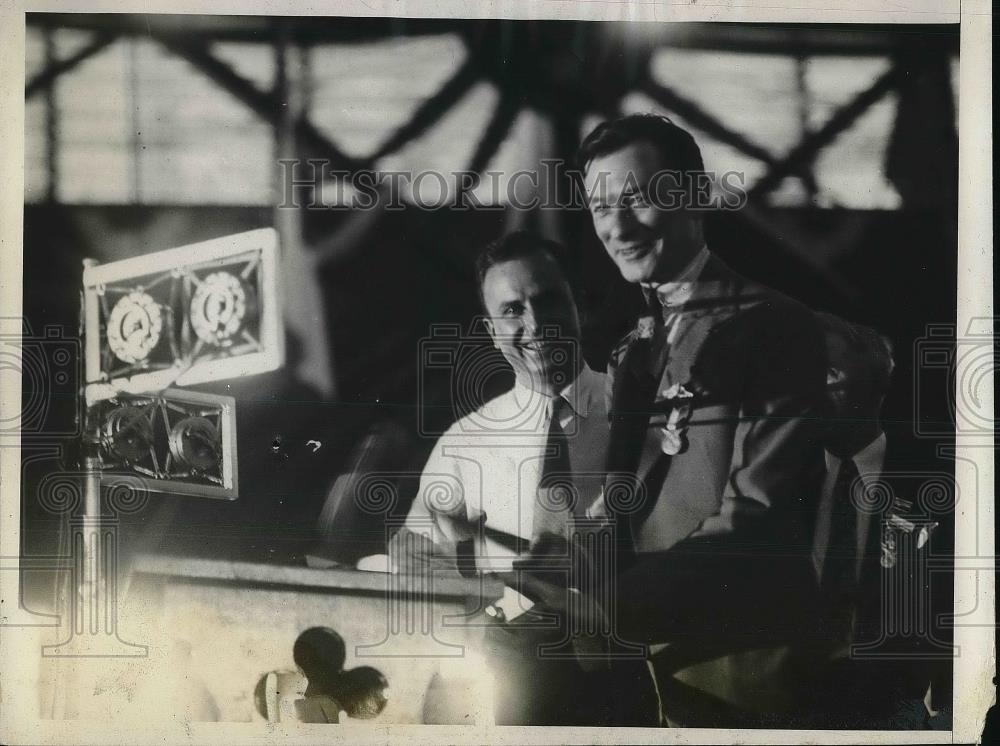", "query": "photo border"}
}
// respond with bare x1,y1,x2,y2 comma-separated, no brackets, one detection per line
0,1,990,744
